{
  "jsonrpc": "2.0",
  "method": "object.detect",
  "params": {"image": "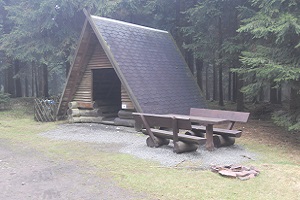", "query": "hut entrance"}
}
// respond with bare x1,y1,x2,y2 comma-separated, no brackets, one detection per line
92,68,121,118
